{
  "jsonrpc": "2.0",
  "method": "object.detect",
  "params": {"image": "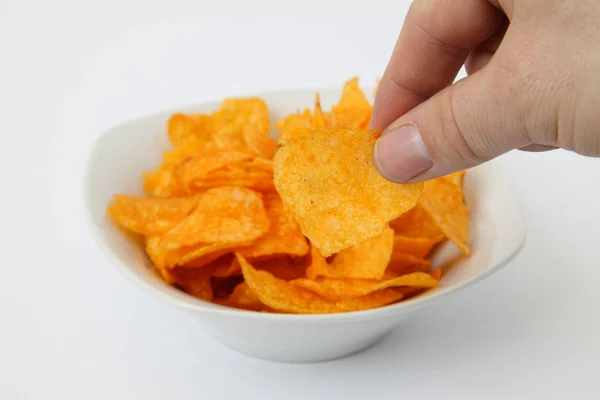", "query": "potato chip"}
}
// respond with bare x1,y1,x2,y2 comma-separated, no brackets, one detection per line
291,272,439,301
441,170,466,189
173,149,255,192
387,252,432,275
392,234,445,258
146,236,241,270
430,269,442,281
160,186,269,247
168,113,214,150
253,256,308,281
312,94,328,129
214,98,275,158
227,282,265,311
305,243,328,280
212,256,242,278
237,193,309,259
310,227,394,280
273,128,423,256
329,77,372,129
389,204,443,239
237,253,405,314
276,112,313,143
169,265,214,301
420,179,470,255
107,195,199,236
